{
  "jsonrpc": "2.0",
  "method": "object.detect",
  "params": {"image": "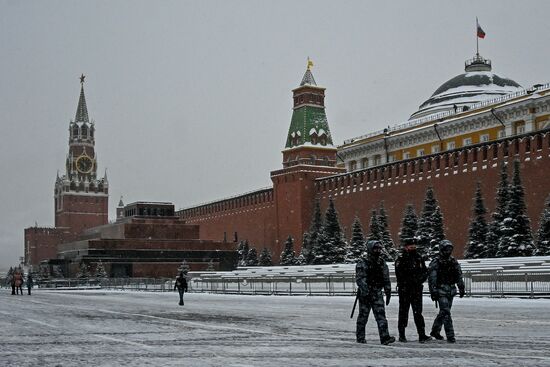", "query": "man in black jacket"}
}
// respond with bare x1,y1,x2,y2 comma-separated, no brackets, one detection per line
355,240,395,345
174,271,188,306
395,238,431,343
428,240,465,343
